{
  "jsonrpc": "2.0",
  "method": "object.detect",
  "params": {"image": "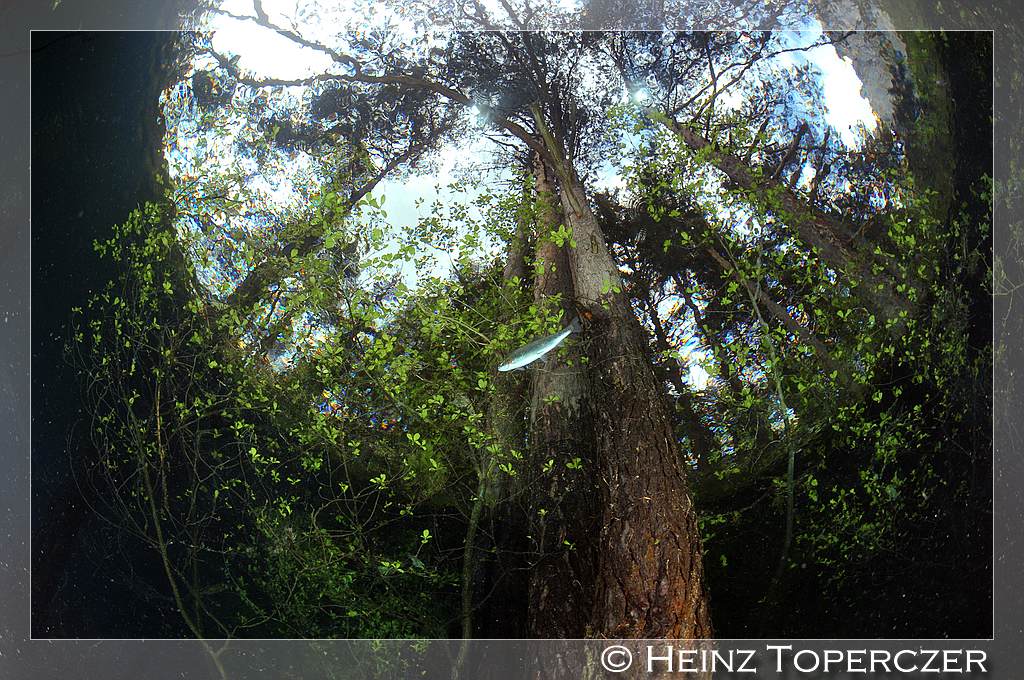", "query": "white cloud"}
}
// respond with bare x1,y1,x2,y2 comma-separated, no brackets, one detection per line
776,22,878,148
207,11,335,79
811,48,877,148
